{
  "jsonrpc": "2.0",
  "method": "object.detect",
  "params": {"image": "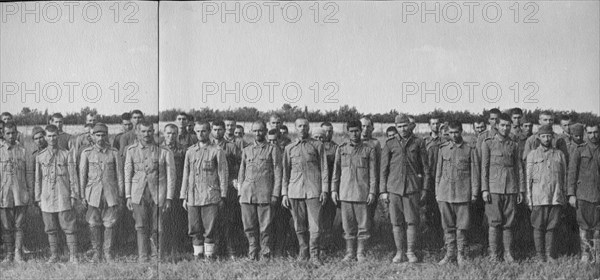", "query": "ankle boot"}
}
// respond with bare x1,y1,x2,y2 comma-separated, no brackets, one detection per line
66,234,79,264
488,227,499,262
2,241,14,263
503,229,515,263
309,236,322,265
392,228,407,263
457,230,468,266
534,229,546,262
342,239,355,262
356,239,367,262
246,233,259,261
14,230,24,263
438,232,456,265
47,234,59,263
545,230,556,262
104,228,114,262
579,230,591,263
137,231,149,263
406,225,418,263
296,233,309,261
